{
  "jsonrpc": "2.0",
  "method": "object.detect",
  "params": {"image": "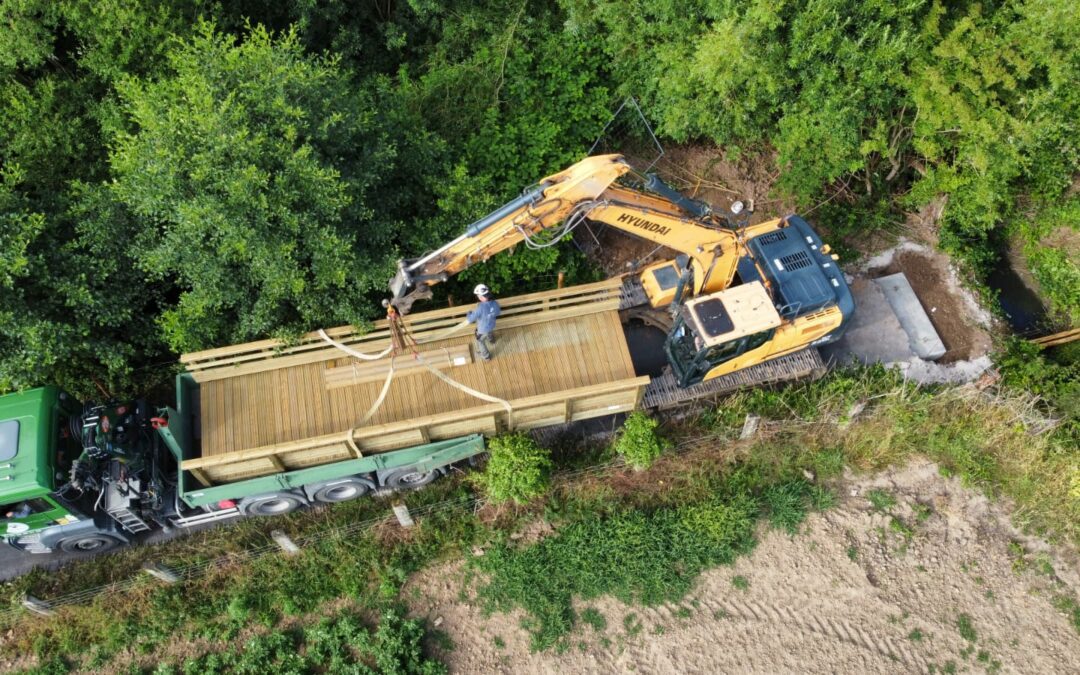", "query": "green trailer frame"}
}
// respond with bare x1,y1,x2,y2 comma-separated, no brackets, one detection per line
158,374,486,509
